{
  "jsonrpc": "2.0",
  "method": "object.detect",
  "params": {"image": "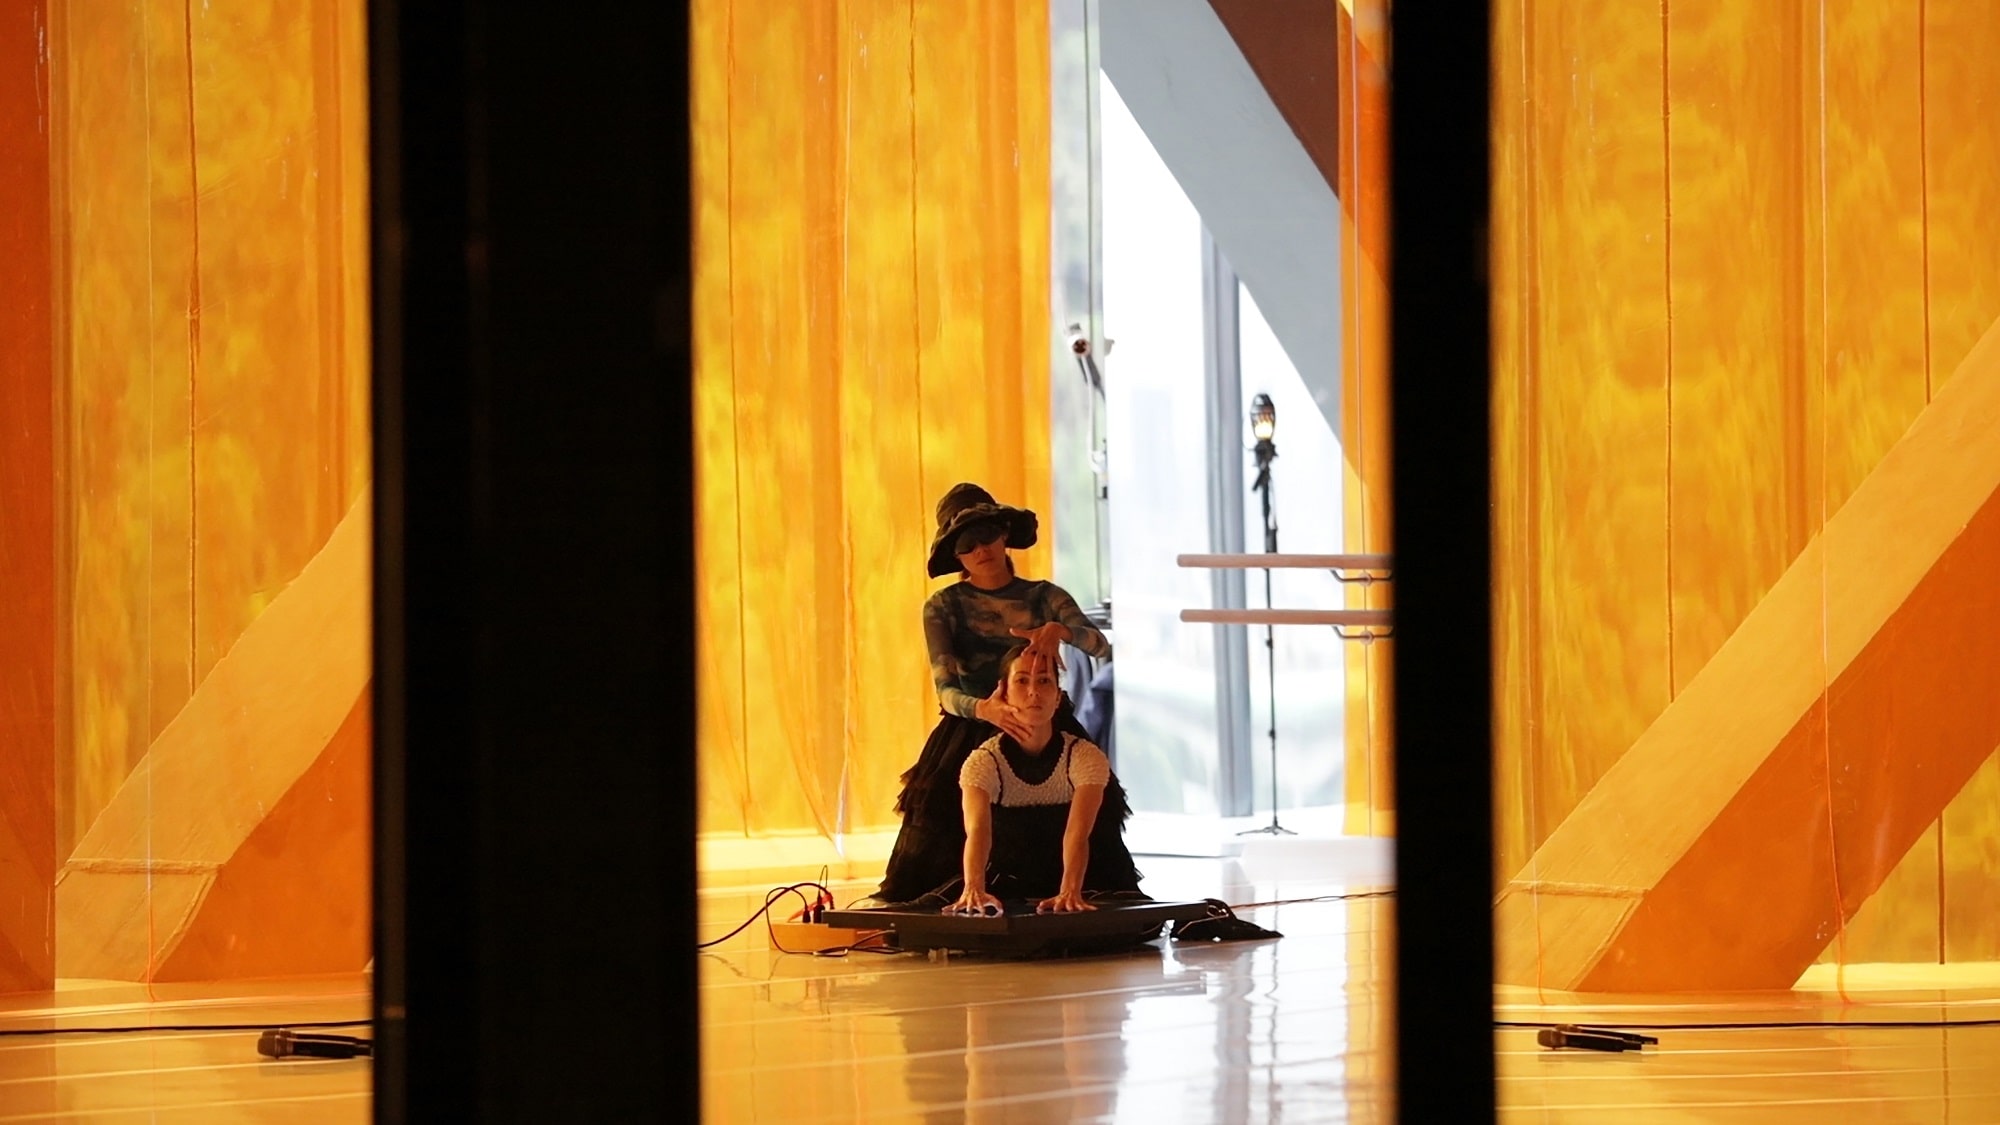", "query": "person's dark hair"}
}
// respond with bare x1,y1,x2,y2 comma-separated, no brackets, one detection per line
997,641,1064,686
